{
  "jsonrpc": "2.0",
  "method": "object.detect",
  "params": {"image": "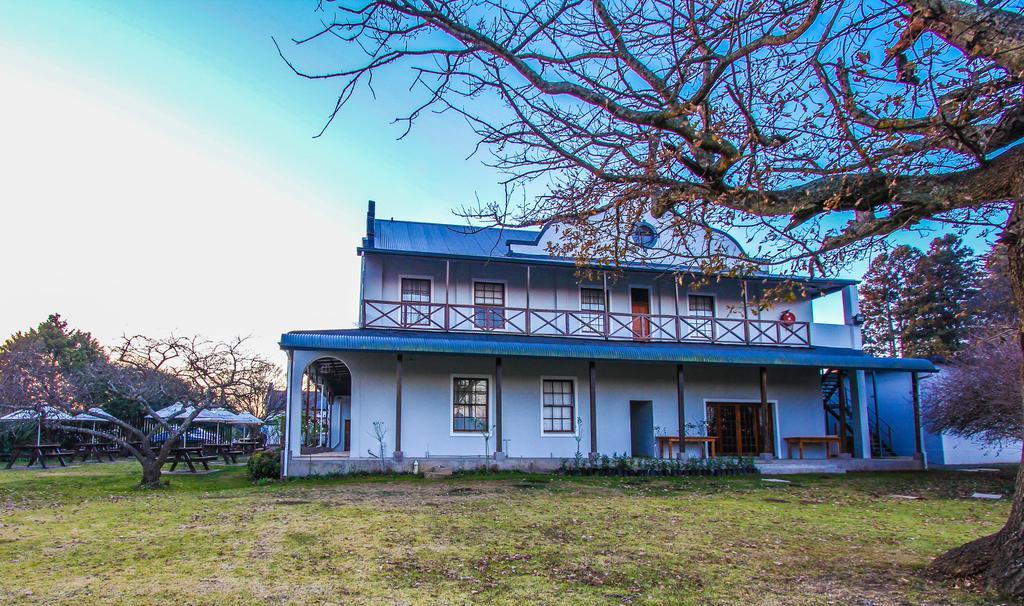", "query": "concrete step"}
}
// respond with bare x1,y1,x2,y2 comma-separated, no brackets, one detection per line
756,461,847,474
